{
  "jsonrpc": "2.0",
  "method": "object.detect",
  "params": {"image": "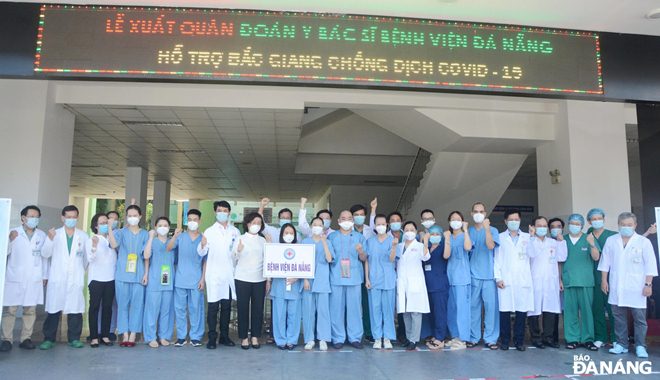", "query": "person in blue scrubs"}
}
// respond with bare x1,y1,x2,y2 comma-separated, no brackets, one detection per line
444,211,473,349
143,217,175,348
364,214,397,350
423,225,449,350
467,202,500,349
329,210,367,349
107,204,148,347
386,211,407,345
301,217,335,351
270,224,303,350
167,209,205,347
